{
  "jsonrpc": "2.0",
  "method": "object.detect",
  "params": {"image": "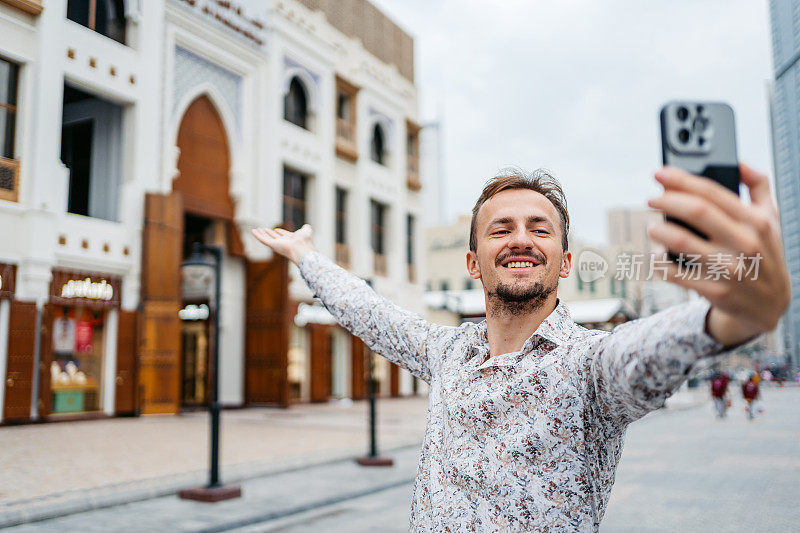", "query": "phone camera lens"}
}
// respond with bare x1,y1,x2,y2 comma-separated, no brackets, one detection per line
693,117,709,133
696,105,704,113
698,136,705,146
676,107,689,121
678,129,690,143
